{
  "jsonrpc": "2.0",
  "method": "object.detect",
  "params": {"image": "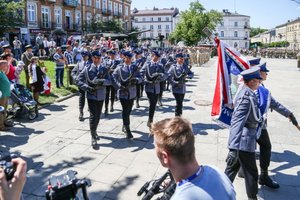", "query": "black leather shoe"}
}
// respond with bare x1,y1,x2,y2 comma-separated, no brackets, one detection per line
79,112,84,121
125,125,133,139
91,137,97,148
259,176,280,189
122,125,126,133
136,101,140,108
104,109,108,116
158,100,163,106
4,121,14,127
110,106,114,112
